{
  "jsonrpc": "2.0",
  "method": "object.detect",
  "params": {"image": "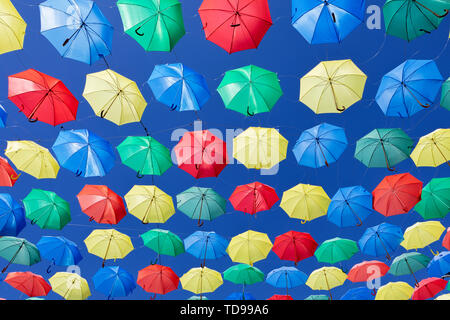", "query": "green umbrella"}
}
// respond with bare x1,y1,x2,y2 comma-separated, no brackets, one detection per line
217,65,283,116
354,128,414,171
23,189,71,230
384,0,449,42
314,237,359,264
441,78,450,111
26,297,45,300
117,136,172,177
388,252,431,286
0,237,41,273
305,294,329,300
224,264,265,285
176,187,226,226
188,295,208,300
415,177,450,220
141,229,184,263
